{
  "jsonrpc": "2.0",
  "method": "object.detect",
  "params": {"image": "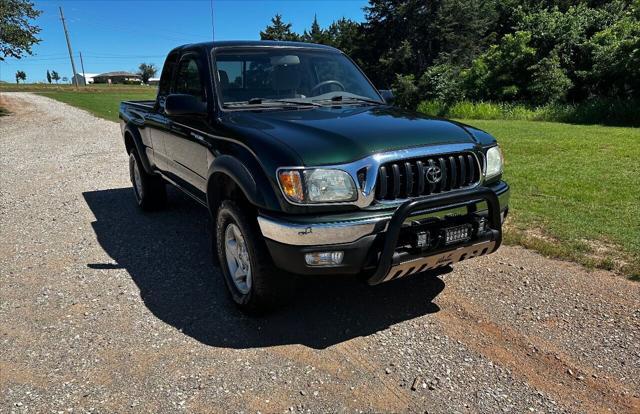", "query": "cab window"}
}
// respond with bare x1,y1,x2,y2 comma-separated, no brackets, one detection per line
157,51,179,108
173,56,205,102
